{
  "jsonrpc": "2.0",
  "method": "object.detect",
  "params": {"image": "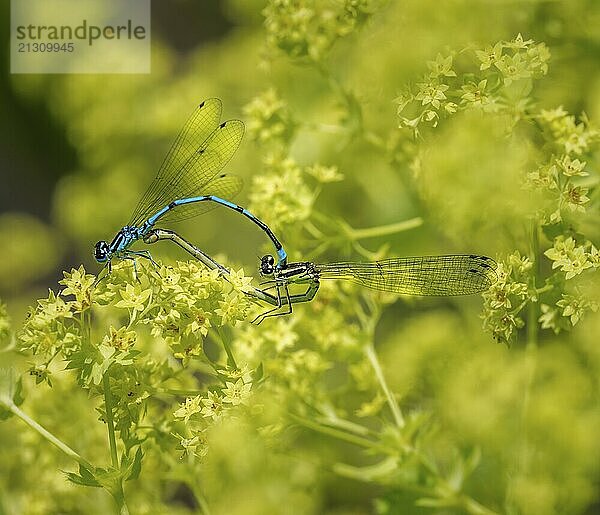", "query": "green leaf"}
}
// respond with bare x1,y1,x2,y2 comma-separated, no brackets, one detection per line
541,221,574,241
0,368,24,420
333,456,399,482
126,447,143,481
92,466,122,491
65,464,102,488
463,446,482,478
253,362,264,383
